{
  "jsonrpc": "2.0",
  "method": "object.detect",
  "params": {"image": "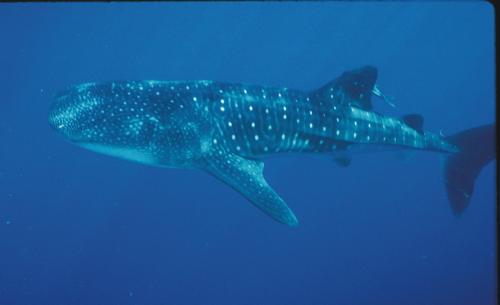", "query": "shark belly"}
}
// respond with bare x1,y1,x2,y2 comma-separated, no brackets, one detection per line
79,143,159,165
